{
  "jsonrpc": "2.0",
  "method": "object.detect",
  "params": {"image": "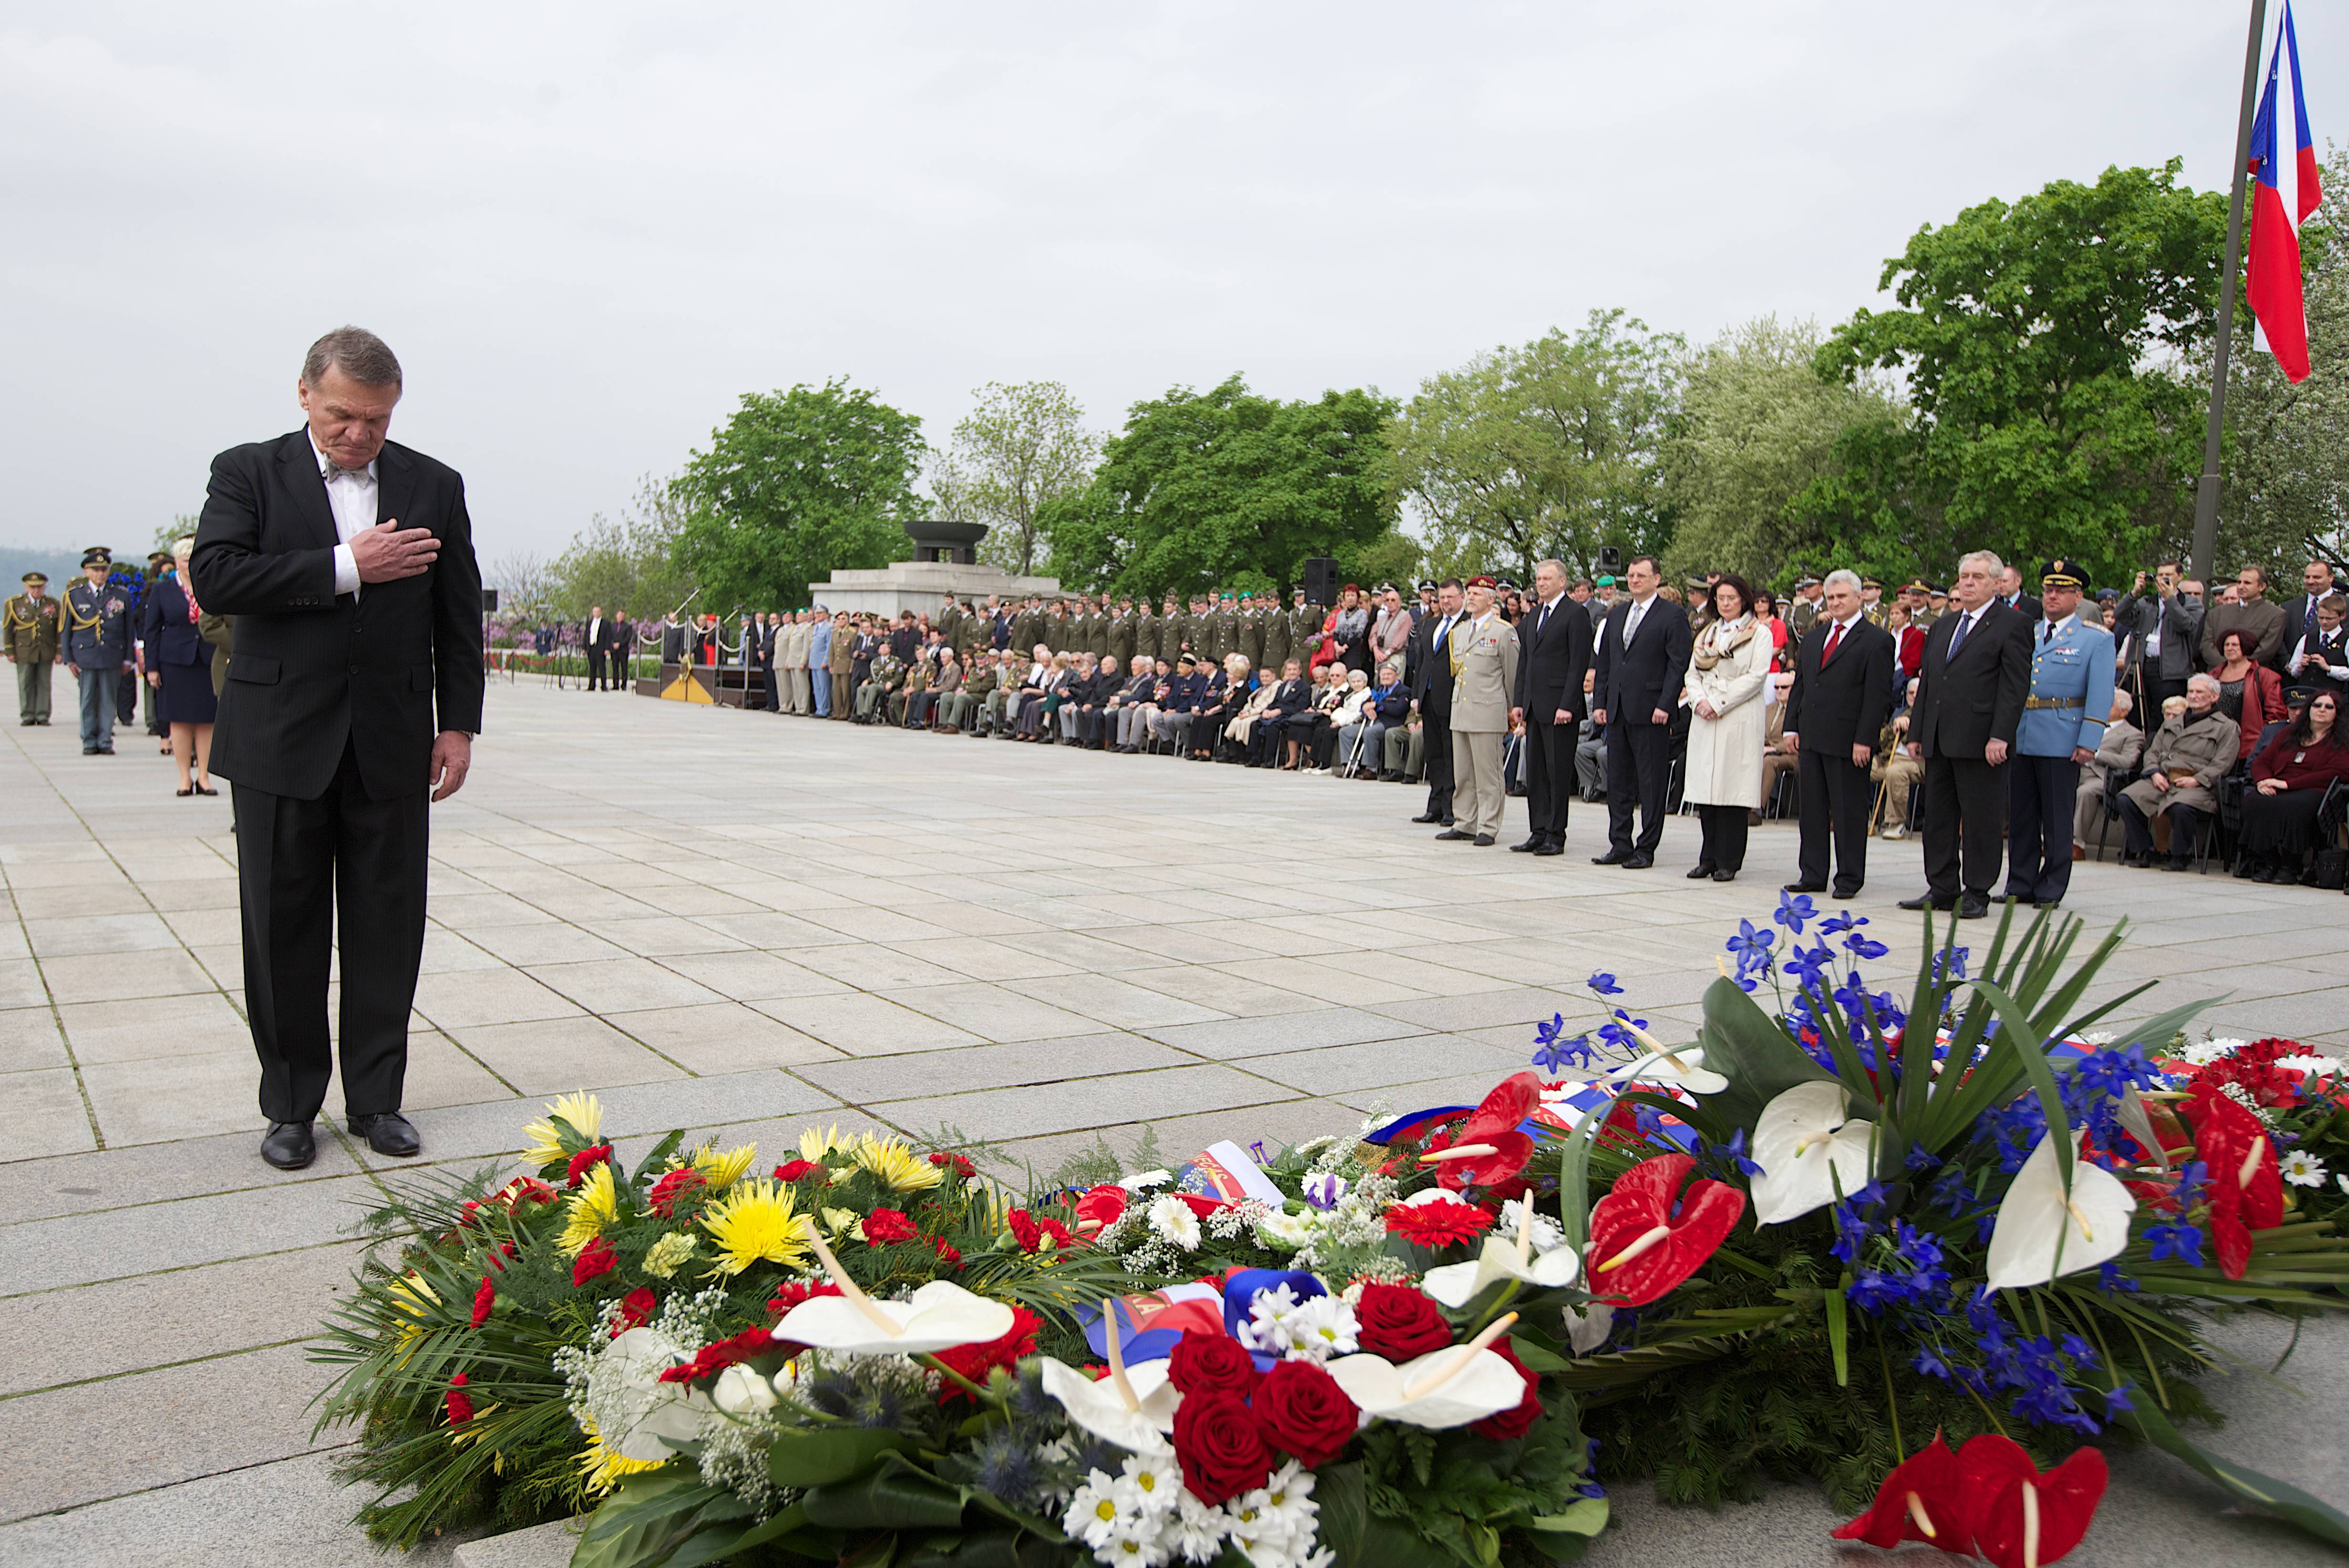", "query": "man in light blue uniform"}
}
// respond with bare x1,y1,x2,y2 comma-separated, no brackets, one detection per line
808,607,833,717
2004,559,2115,908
